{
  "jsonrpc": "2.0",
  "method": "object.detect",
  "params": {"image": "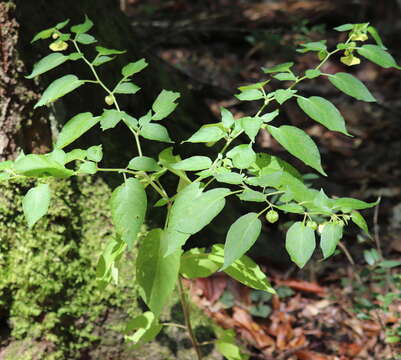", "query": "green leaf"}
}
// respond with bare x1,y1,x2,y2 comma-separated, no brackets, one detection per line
122,58,148,77
357,44,400,69
298,41,327,52
297,96,350,135
125,312,162,349
305,69,321,79
65,149,87,163
171,156,212,171
221,107,235,129
240,117,263,142
121,111,138,130
14,154,74,178
26,53,69,79
216,333,245,360
215,172,244,185
110,178,147,248
334,24,354,32
185,124,225,143
140,123,173,143
222,213,262,270
235,89,264,101
238,80,269,91
78,161,97,174
332,197,378,212
273,73,297,81
164,183,229,255
114,82,140,94
267,125,326,175
22,183,51,228
34,75,85,108
75,33,97,44
238,189,266,202
275,203,304,214
152,90,181,120
87,145,103,162
71,15,93,34
92,56,114,66
286,222,316,268
47,149,66,165
274,89,296,105
261,109,279,123
55,112,99,149
180,248,222,279
226,144,256,169
262,62,294,74
351,210,369,234
100,109,122,131
328,72,376,102
136,229,181,316
320,223,343,259
128,156,160,172
367,26,386,49
95,46,126,56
